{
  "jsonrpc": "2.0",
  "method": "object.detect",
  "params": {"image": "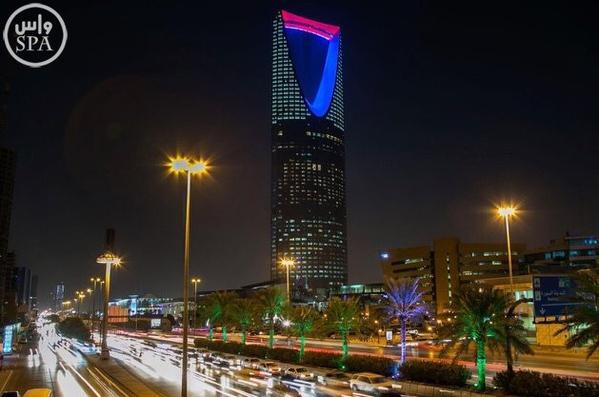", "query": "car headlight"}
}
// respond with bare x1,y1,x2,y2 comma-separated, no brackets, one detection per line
377,386,389,391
